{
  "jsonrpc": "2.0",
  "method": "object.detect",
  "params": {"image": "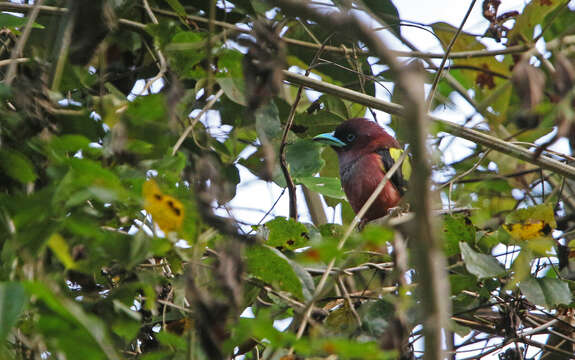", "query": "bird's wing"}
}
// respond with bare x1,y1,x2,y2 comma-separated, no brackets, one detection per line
376,147,410,196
